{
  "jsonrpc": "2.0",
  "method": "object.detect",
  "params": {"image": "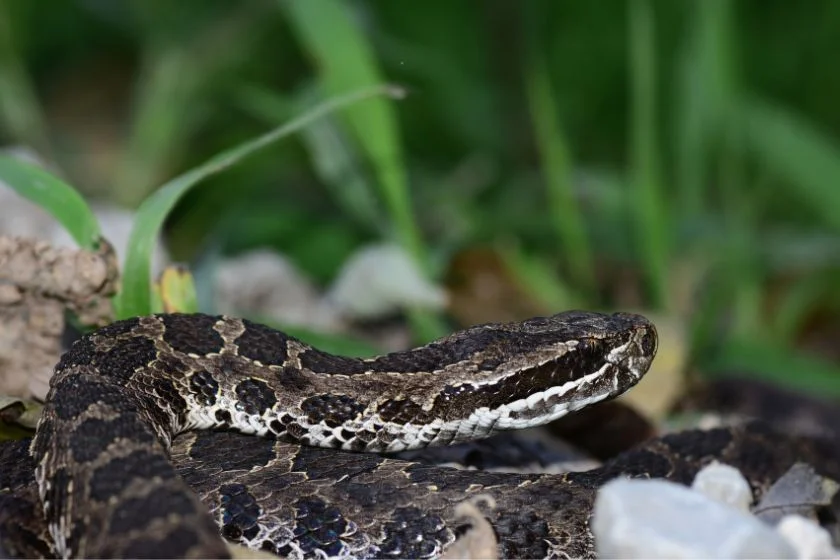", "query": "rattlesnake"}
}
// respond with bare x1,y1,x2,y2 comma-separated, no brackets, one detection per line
1,310,838,558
